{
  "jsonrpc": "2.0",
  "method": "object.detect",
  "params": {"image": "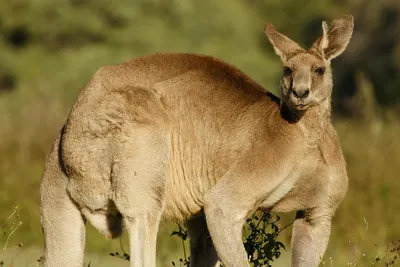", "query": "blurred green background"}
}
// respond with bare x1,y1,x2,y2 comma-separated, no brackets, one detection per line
0,0,399,266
